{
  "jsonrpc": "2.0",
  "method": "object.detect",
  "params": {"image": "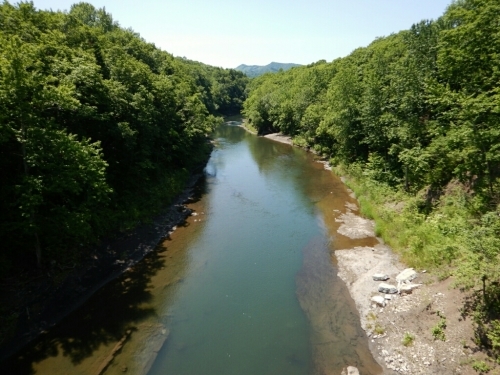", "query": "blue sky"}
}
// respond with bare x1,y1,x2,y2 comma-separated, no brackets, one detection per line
30,0,453,69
